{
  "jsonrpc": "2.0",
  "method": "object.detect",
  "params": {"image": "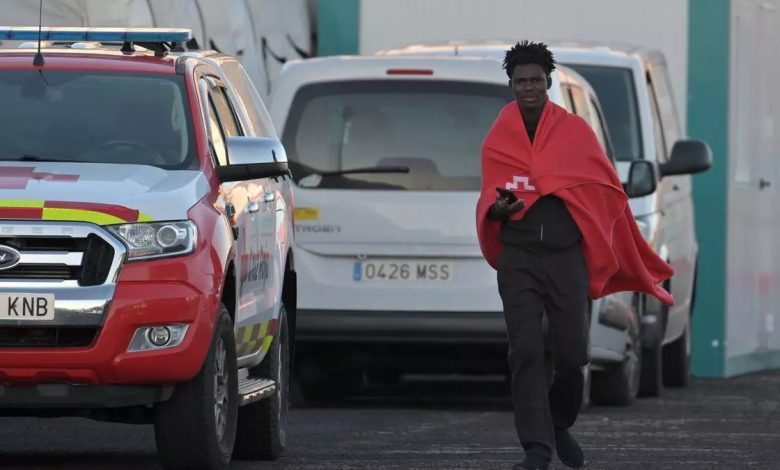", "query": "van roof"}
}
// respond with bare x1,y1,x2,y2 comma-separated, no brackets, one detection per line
379,41,666,67
279,55,512,86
